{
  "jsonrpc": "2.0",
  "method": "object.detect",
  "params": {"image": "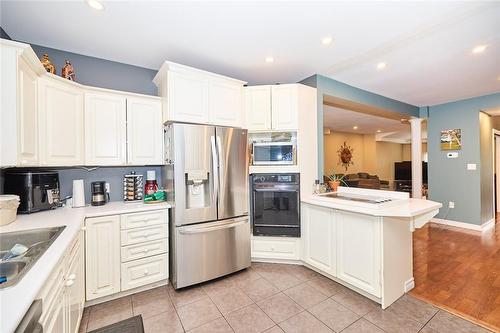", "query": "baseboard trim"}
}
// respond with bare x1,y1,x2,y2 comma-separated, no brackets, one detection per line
431,218,495,232
404,278,415,293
